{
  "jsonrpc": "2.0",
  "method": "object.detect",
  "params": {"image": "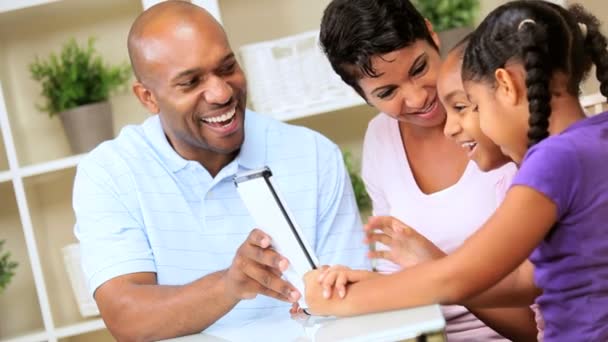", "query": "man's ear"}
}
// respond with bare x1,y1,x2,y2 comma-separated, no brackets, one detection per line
425,19,441,50
494,68,521,106
132,81,160,114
